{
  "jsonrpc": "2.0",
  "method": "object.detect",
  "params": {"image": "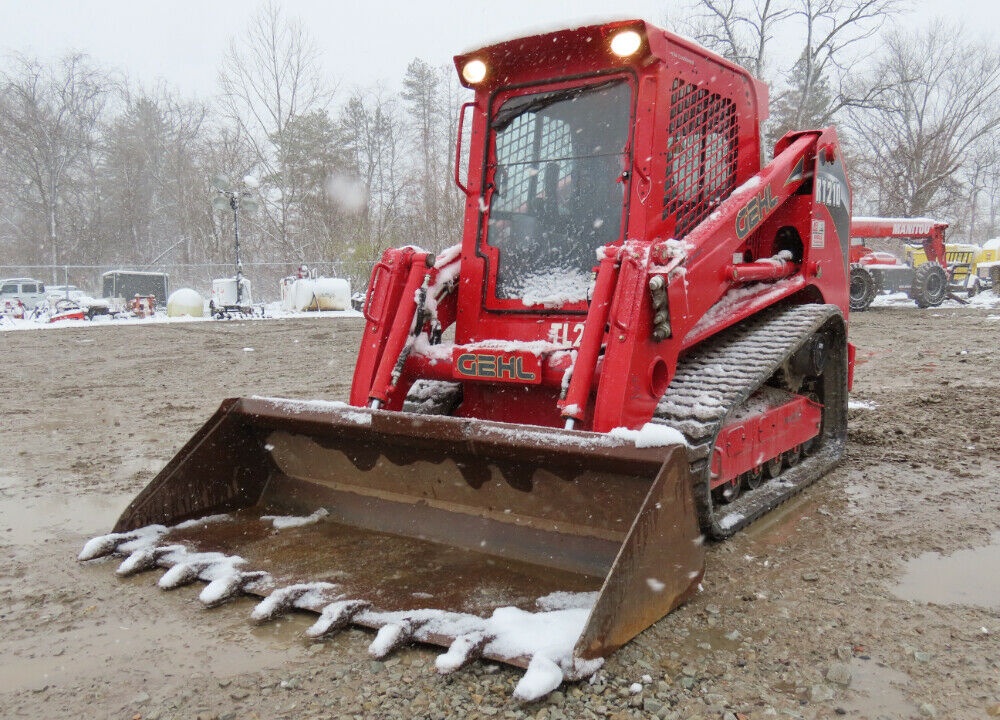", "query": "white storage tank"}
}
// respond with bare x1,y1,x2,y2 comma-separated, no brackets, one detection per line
166,288,205,317
281,277,351,311
211,277,252,308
